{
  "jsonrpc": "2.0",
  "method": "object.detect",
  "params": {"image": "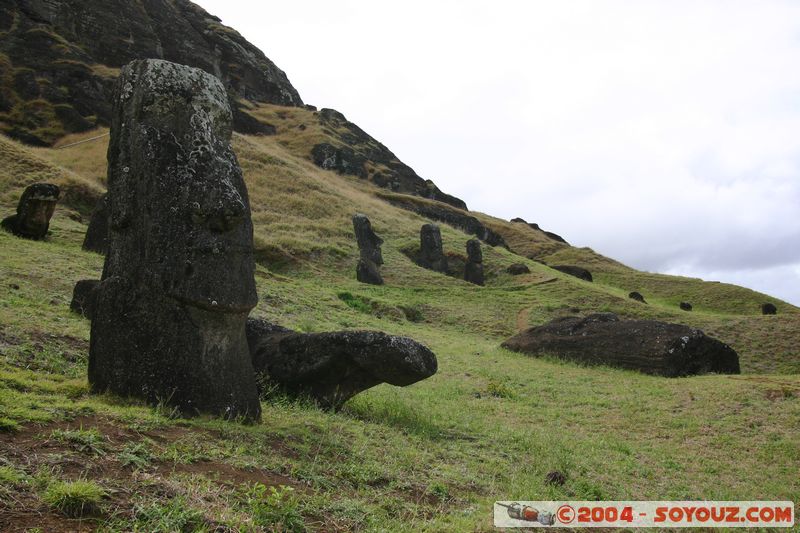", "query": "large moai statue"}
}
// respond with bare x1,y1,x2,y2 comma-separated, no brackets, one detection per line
464,238,484,286
88,59,261,420
418,223,448,273
1,183,60,240
352,214,384,285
